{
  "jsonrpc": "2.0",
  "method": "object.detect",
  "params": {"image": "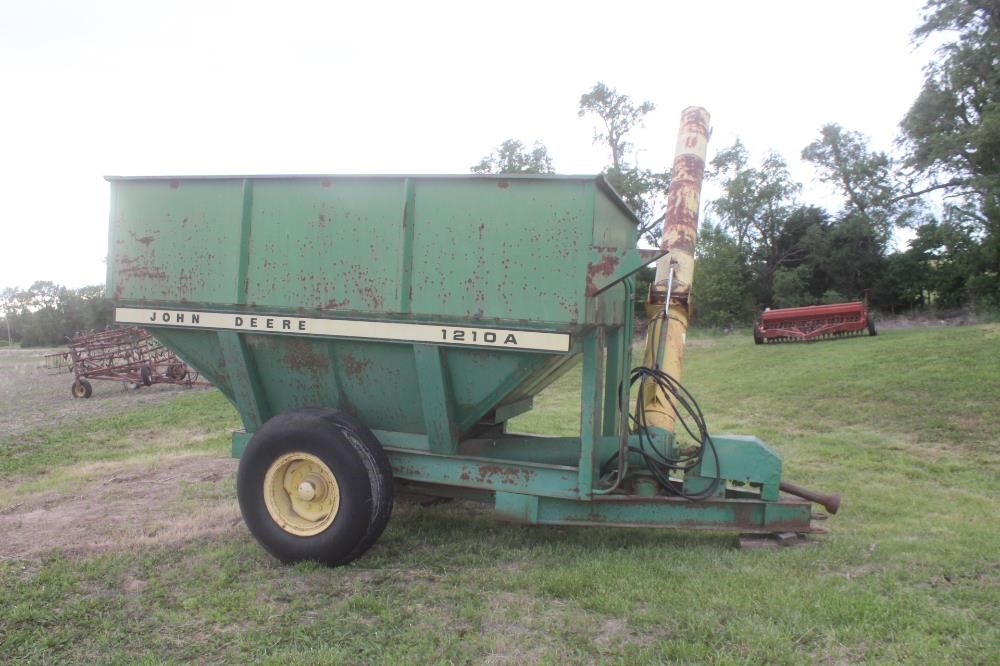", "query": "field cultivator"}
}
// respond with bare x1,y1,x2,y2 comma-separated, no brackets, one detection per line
754,300,877,344
45,326,206,398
